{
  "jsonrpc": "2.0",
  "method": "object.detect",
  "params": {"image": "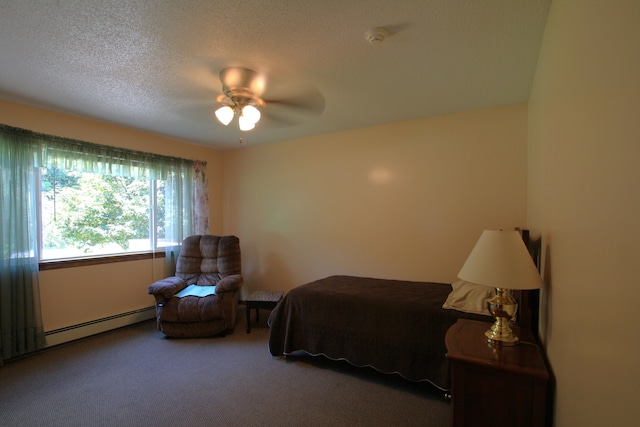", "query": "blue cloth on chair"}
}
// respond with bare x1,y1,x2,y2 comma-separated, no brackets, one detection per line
174,284,217,298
